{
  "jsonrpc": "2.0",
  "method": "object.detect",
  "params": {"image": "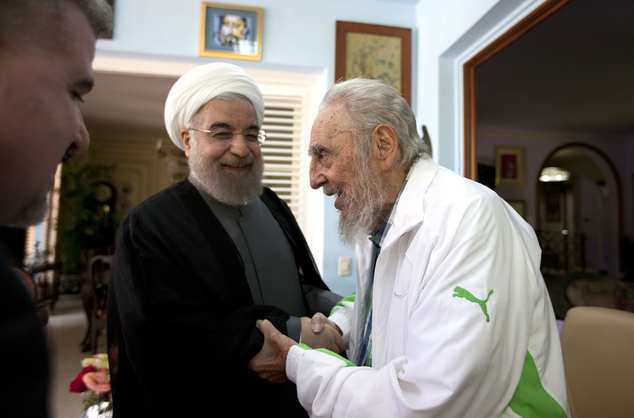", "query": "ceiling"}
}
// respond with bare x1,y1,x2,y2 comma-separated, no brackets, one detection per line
476,0,634,135
81,72,176,131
